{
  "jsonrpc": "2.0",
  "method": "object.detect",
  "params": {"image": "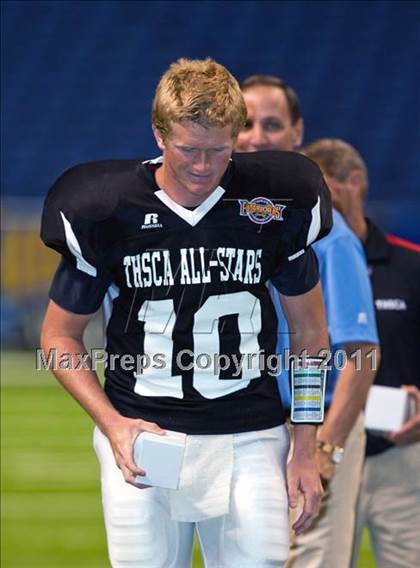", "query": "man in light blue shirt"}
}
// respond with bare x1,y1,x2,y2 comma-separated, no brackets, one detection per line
237,74,380,568
276,209,378,410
